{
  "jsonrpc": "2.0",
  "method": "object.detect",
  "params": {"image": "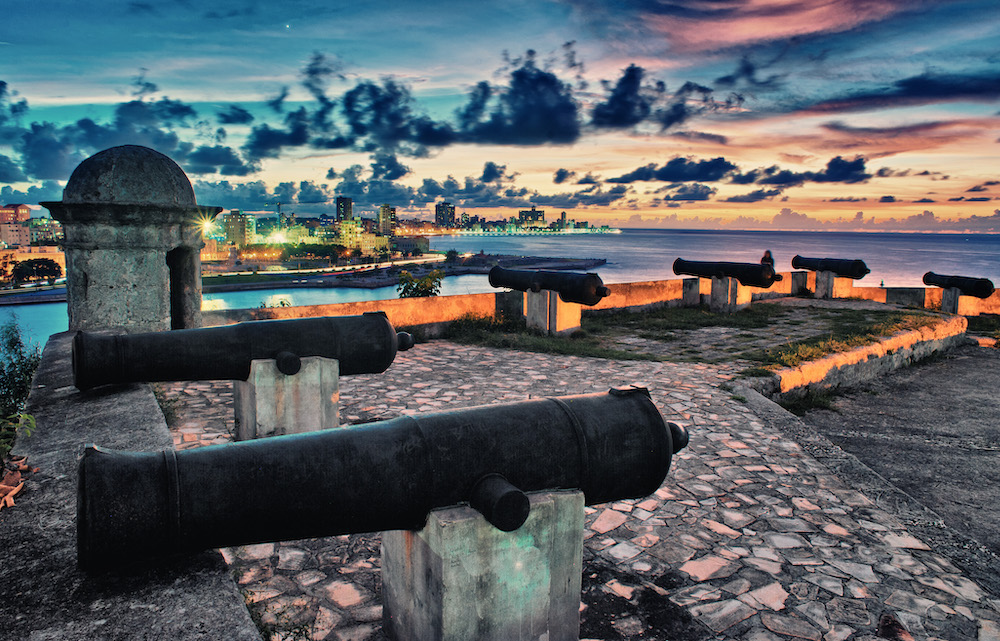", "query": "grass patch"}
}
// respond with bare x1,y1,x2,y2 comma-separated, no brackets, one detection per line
967,314,1000,334
745,310,939,369
444,314,664,362
585,303,790,335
